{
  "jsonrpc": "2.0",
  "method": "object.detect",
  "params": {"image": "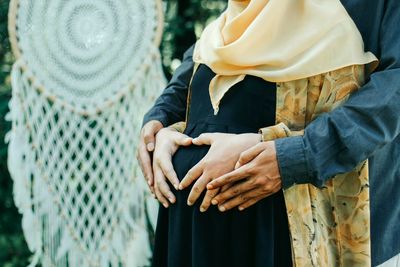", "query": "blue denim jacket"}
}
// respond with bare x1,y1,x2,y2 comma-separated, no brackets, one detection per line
143,0,400,265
